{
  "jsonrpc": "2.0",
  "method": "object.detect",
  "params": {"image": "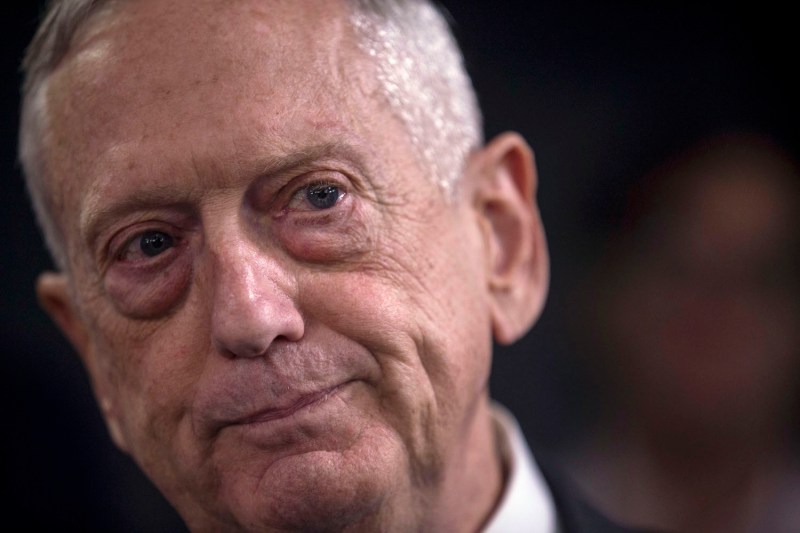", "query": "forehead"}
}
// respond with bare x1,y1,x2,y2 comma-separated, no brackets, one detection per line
67,0,355,85
43,0,402,242
48,0,371,144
